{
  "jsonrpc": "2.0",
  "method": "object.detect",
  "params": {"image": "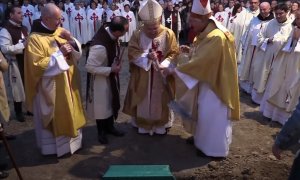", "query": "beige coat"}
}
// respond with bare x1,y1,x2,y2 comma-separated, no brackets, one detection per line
85,45,113,120
0,51,10,122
